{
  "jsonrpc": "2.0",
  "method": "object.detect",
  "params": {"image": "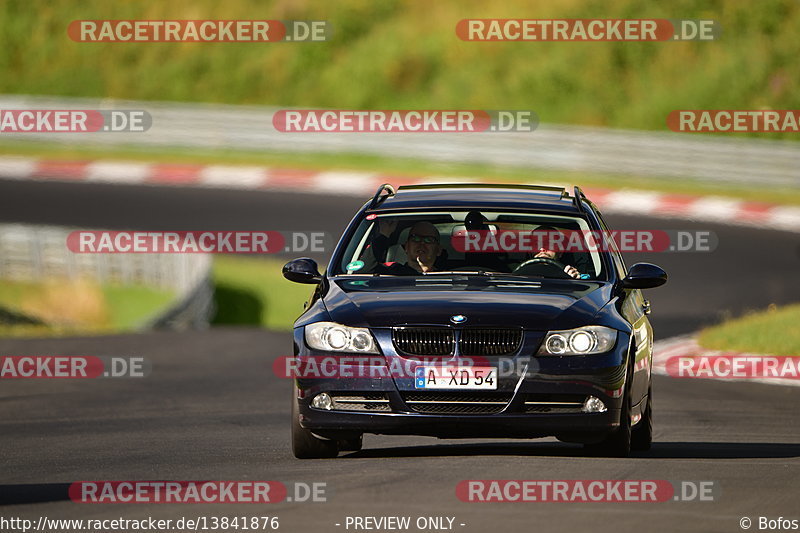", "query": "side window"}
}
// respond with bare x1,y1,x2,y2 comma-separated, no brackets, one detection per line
340,220,374,272
594,209,628,279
